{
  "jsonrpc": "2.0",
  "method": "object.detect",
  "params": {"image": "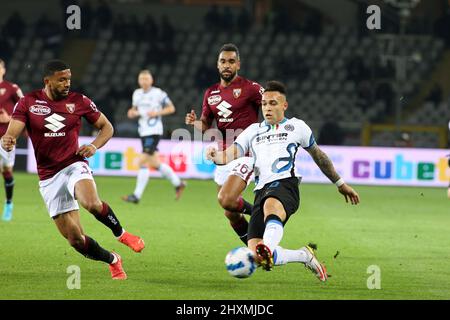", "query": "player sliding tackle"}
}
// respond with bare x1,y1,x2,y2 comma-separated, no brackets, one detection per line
207,81,360,281
1,60,145,280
